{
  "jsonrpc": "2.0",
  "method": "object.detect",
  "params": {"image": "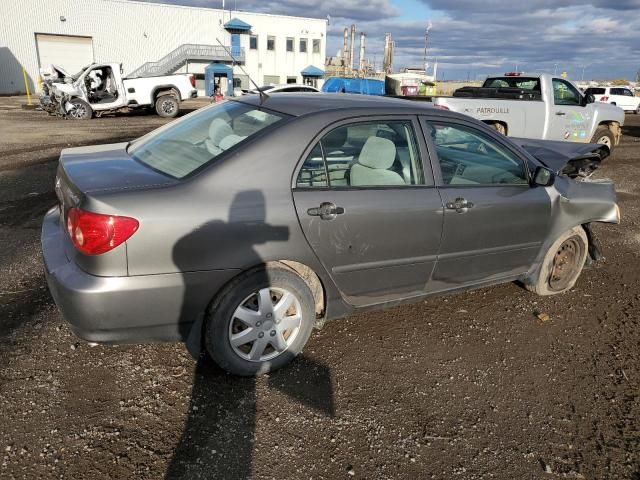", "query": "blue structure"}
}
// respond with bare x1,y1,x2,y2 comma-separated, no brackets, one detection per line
223,17,252,31
301,65,324,78
322,77,385,96
205,63,234,97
